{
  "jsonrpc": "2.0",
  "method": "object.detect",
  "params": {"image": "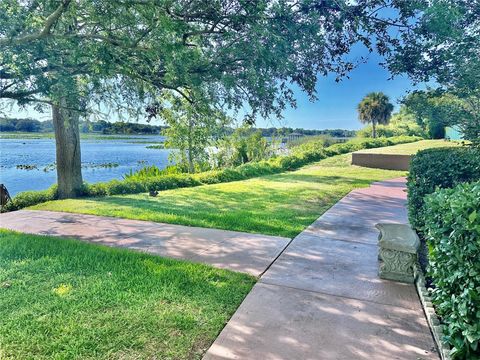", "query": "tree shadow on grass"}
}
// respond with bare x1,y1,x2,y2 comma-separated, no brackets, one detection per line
83,183,348,237
68,175,393,237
